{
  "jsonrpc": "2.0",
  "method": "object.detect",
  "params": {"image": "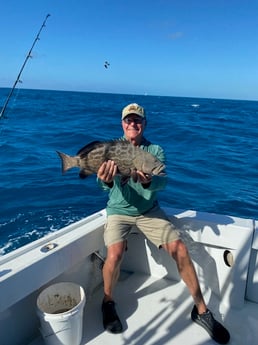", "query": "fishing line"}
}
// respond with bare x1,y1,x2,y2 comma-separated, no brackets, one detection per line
0,14,51,120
